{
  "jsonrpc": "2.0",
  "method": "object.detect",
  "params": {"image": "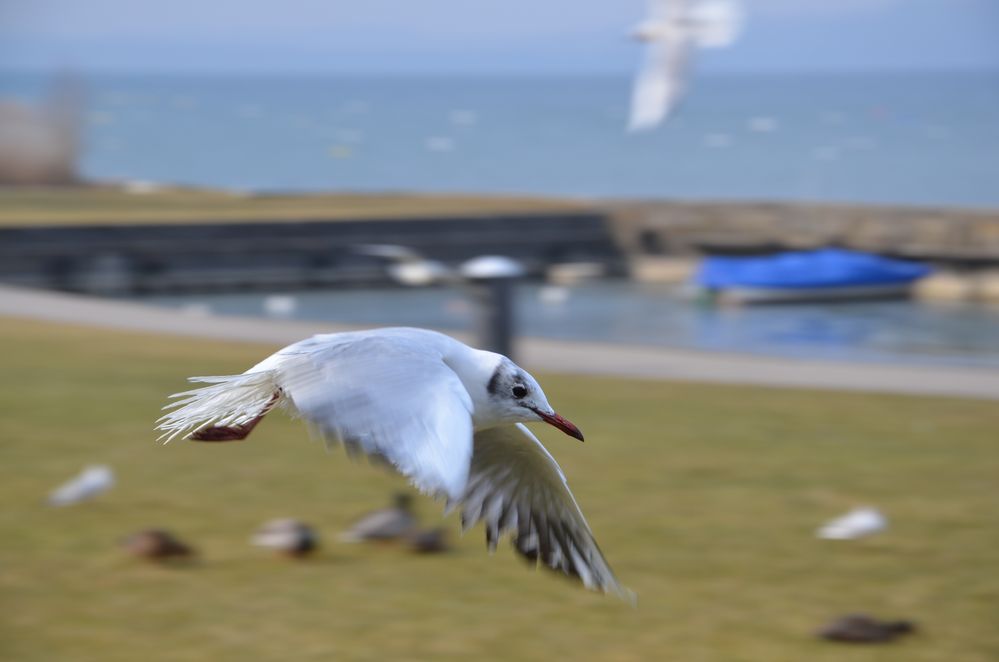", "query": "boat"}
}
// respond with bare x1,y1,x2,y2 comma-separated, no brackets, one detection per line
693,248,932,304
